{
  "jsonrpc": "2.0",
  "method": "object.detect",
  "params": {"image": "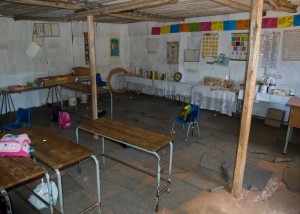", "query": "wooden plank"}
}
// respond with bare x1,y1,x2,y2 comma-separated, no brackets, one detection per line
211,0,250,11
68,0,178,20
0,156,46,190
110,12,184,22
79,118,173,152
5,0,82,10
231,0,264,198
289,107,300,128
9,125,94,169
266,0,297,13
88,15,98,120
287,96,300,107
